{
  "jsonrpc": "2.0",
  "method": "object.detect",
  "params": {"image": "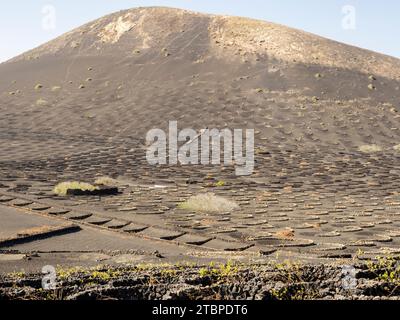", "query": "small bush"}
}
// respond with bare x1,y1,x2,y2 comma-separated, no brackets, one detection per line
215,180,226,187
95,176,118,186
358,144,382,153
275,228,295,239
36,98,48,106
367,256,400,285
53,181,98,196
199,261,239,279
179,193,239,213
312,96,319,102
